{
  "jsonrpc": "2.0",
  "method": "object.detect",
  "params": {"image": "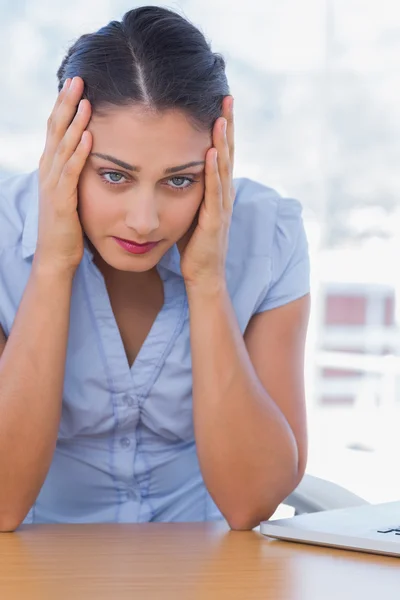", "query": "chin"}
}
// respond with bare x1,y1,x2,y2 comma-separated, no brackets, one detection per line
90,237,172,274
109,240,169,272
107,253,160,273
